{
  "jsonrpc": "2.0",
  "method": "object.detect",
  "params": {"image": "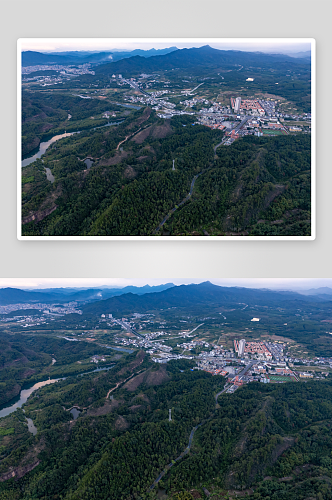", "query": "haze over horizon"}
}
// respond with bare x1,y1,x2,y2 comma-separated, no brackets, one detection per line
0,278,330,291
20,39,311,56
